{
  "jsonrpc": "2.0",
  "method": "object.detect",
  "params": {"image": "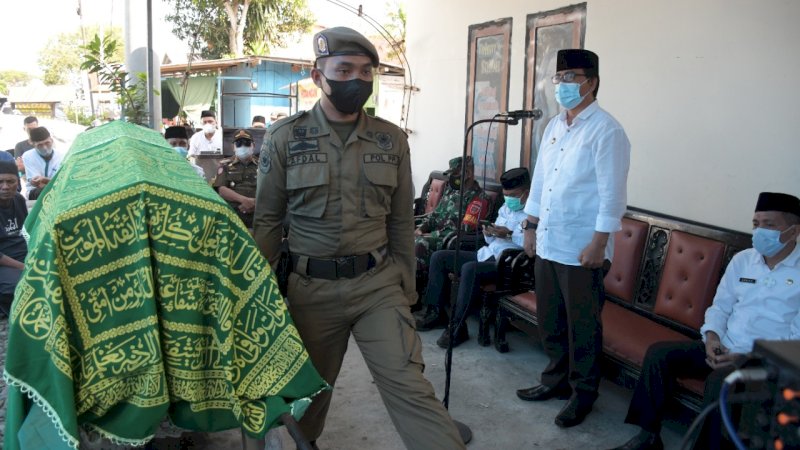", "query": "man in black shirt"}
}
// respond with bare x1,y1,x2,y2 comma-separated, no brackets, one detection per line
0,160,28,316
13,116,39,180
